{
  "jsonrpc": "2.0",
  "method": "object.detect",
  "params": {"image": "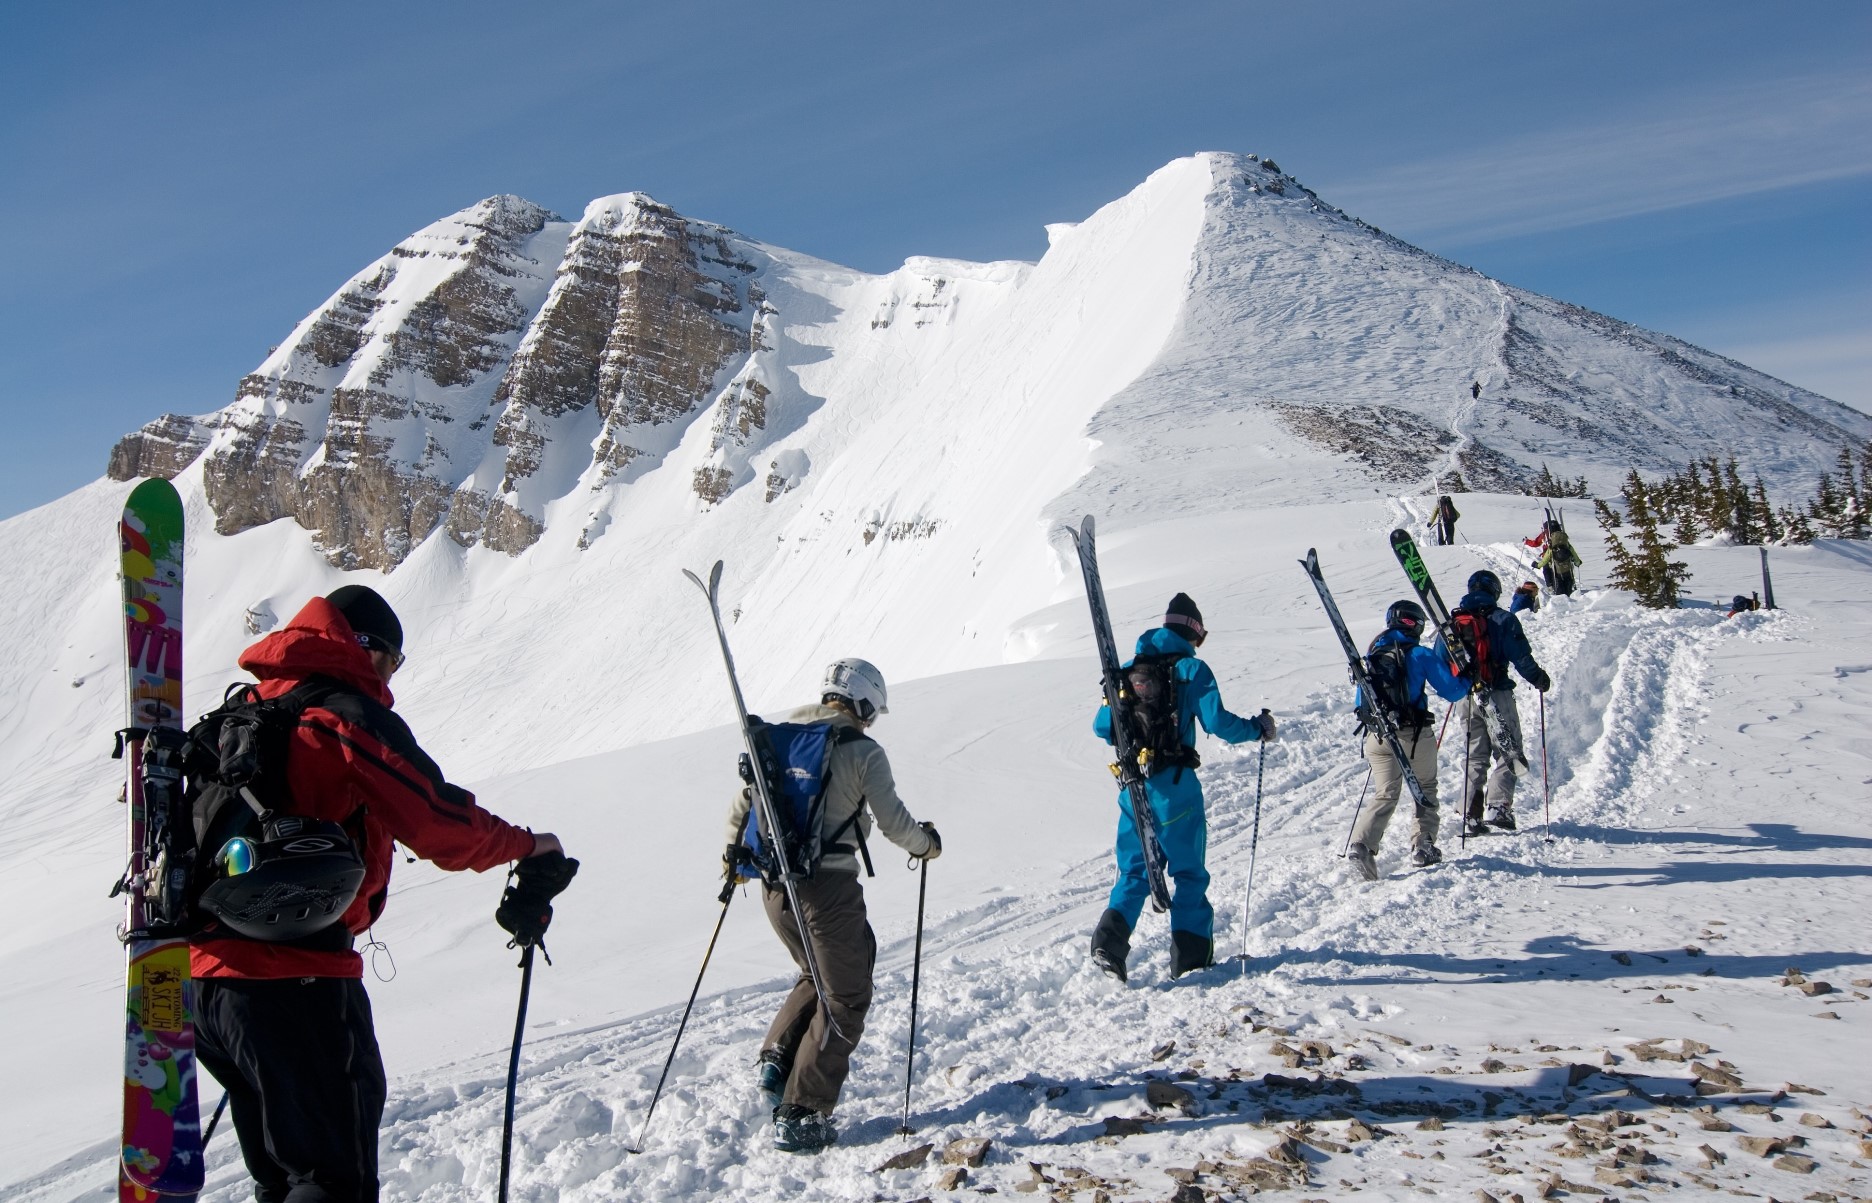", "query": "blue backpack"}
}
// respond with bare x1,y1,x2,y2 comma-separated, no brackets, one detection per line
735,718,873,883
